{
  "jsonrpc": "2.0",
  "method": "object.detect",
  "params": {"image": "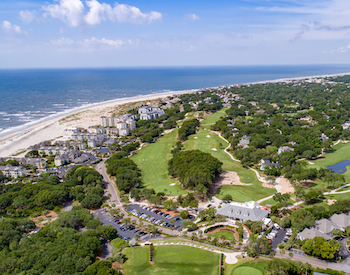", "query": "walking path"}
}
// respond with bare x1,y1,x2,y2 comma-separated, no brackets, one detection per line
324,183,350,195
